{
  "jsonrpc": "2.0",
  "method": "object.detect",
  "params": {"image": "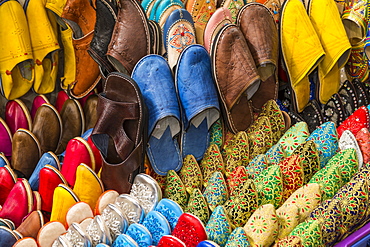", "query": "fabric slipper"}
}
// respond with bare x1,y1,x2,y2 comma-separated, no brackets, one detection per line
176,44,220,160
132,55,182,176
